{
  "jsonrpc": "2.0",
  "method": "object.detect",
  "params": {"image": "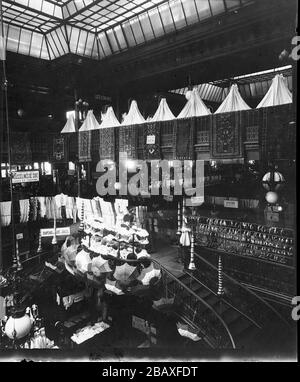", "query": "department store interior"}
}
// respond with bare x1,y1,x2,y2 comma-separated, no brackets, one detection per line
0,0,297,361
